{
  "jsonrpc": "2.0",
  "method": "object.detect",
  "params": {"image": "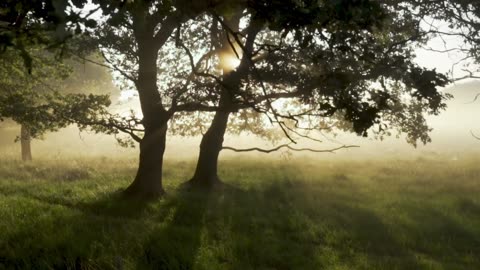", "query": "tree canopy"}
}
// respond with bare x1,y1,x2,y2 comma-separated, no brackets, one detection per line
58,0,450,194
0,0,98,71
0,47,112,141
2,0,475,197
